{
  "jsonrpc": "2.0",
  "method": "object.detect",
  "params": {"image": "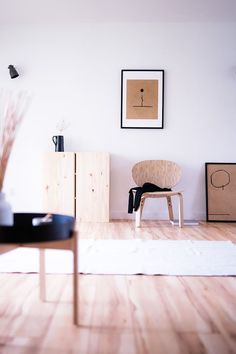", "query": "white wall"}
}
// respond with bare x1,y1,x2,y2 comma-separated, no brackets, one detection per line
0,22,236,220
